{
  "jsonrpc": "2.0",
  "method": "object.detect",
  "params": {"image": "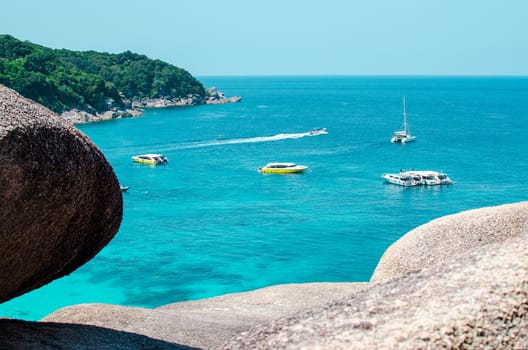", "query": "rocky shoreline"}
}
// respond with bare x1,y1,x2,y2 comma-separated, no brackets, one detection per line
61,87,242,124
